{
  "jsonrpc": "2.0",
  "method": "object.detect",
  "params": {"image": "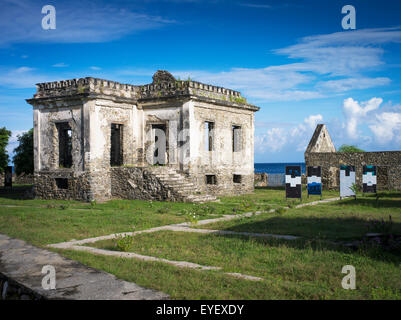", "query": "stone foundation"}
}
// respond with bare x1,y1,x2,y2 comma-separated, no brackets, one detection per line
191,171,254,196
110,167,181,201
33,171,91,201
14,173,34,185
